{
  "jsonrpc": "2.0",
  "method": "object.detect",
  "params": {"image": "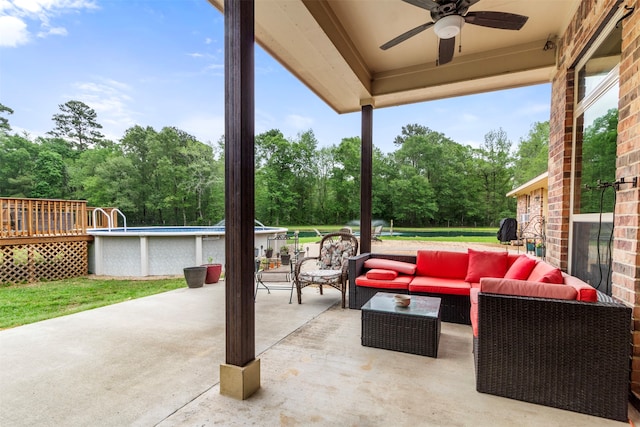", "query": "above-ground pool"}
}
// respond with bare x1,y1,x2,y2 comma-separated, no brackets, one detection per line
88,226,287,277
